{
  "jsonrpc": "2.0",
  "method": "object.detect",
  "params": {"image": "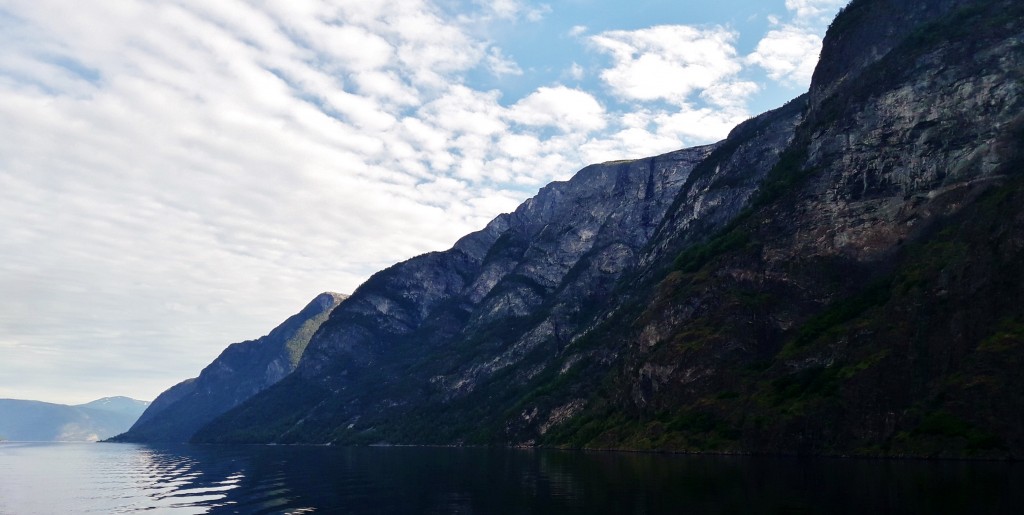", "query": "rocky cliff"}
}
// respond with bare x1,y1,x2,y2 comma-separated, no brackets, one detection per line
193,141,763,444
186,0,1022,457
112,292,346,442
528,0,1024,457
